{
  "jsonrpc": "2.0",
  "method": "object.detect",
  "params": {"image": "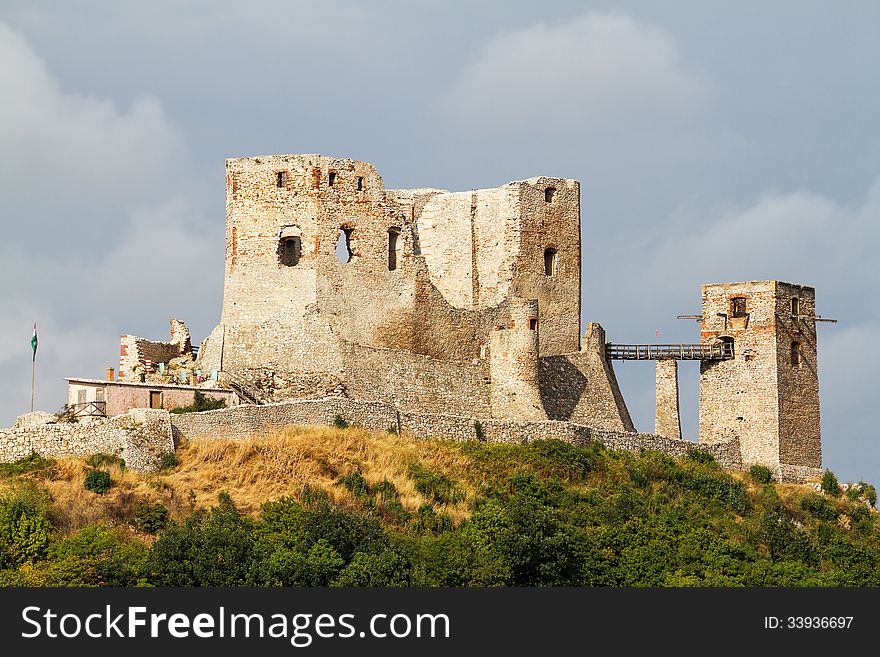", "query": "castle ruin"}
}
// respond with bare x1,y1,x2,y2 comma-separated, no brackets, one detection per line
6,154,826,480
